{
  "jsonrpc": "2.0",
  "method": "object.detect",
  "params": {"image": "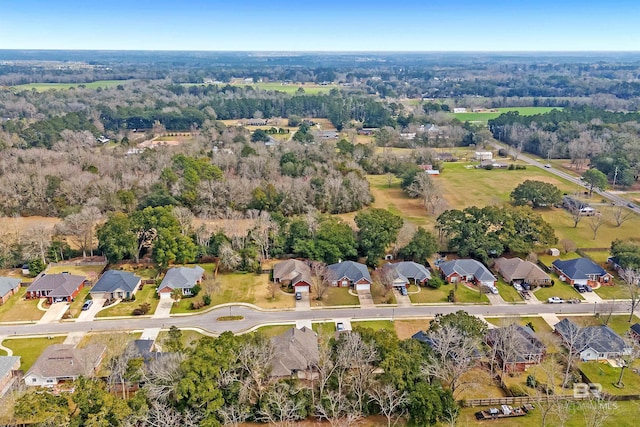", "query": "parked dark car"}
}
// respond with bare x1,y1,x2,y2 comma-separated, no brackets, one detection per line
295,292,302,301
574,284,587,293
